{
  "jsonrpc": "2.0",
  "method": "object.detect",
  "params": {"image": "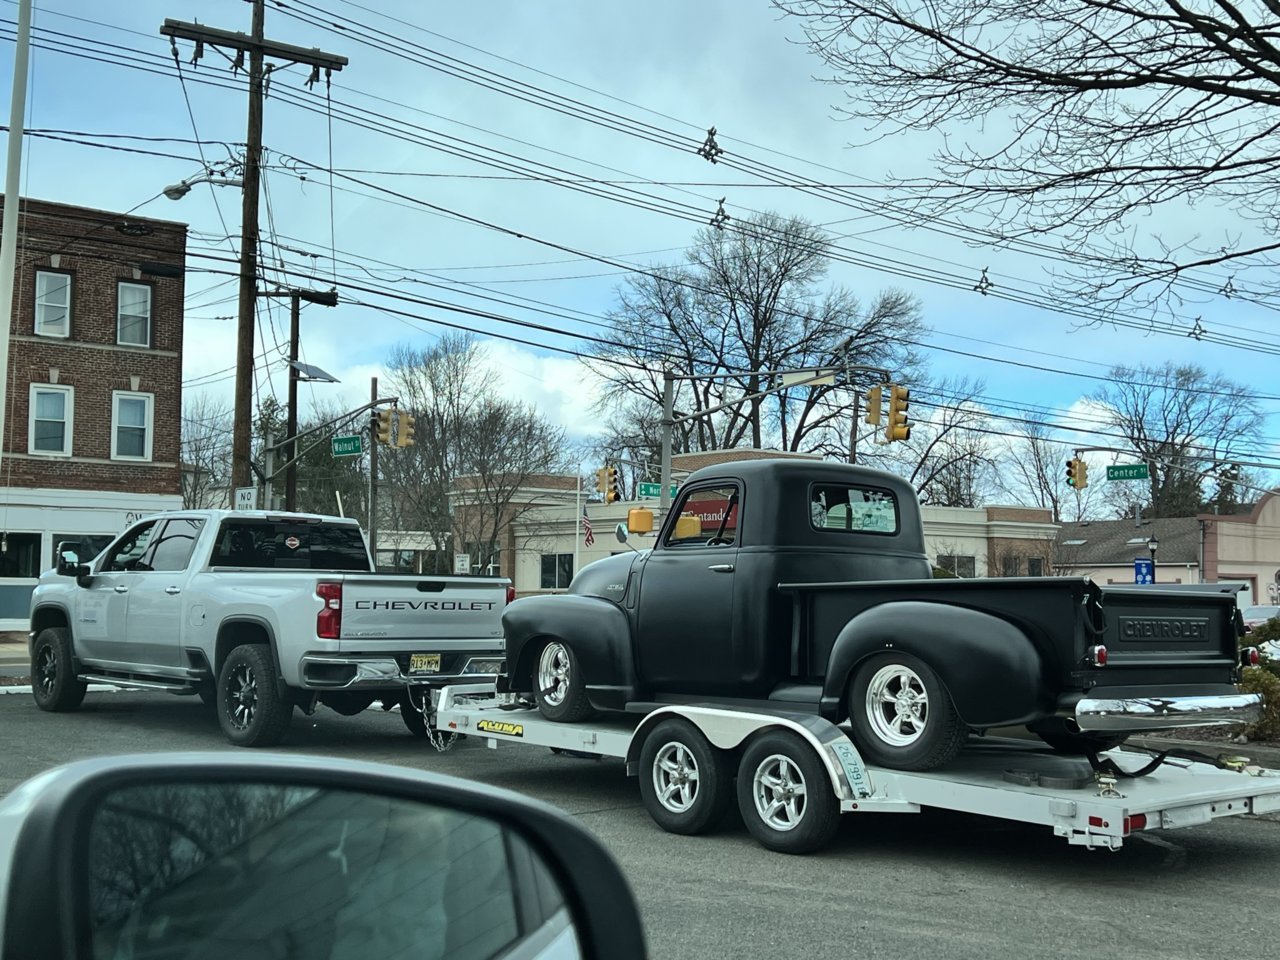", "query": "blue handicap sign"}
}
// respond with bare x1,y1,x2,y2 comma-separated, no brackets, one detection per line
1134,557,1154,585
